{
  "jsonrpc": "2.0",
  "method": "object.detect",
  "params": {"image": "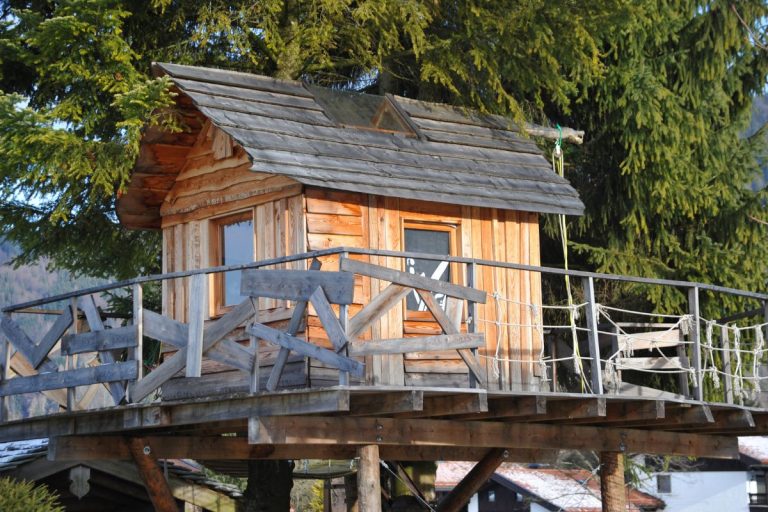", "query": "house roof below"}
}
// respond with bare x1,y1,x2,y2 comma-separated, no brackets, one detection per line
436,461,665,512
